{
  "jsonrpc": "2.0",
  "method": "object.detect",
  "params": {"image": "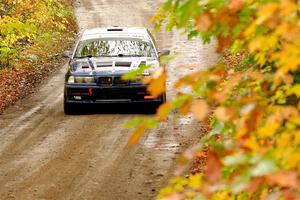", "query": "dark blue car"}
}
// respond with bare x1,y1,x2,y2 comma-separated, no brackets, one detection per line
63,27,170,114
